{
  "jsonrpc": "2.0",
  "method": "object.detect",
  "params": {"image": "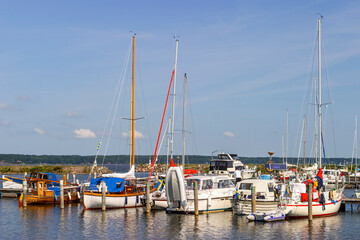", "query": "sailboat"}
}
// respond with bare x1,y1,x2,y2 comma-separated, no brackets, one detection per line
281,17,344,218
83,35,156,209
